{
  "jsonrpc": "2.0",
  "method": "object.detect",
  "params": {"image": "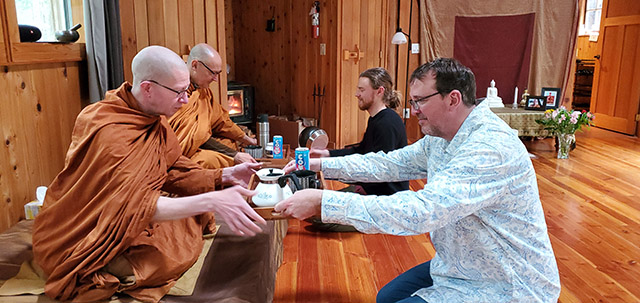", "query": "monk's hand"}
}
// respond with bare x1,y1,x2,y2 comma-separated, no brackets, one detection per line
222,162,262,187
209,186,266,236
234,152,257,164
274,189,323,220
309,148,329,158
242,135,258,146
